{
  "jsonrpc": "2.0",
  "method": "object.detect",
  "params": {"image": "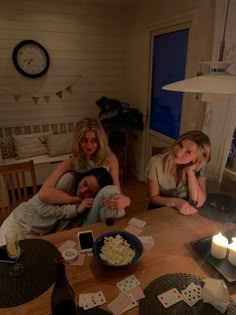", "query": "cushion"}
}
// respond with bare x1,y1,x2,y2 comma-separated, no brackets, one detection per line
13,131,53,159
0,136,16,159
47,133,73,157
